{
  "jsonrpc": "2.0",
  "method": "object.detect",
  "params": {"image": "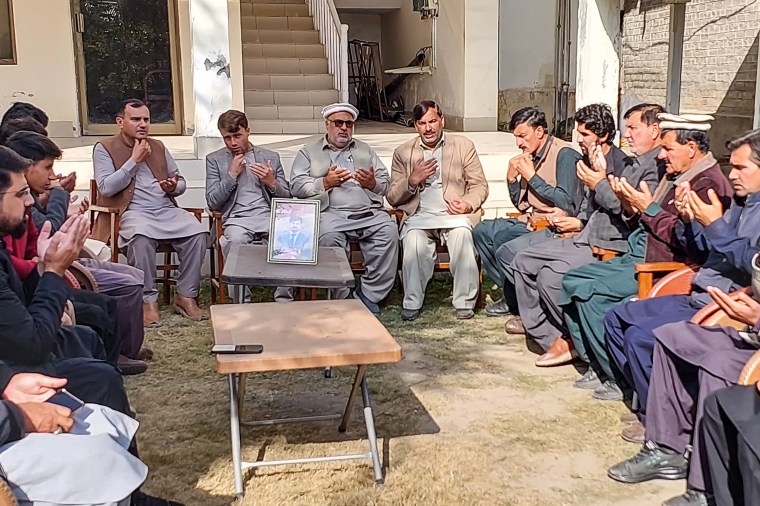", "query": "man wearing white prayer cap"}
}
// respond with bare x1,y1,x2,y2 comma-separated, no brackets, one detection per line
289,102,399,315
